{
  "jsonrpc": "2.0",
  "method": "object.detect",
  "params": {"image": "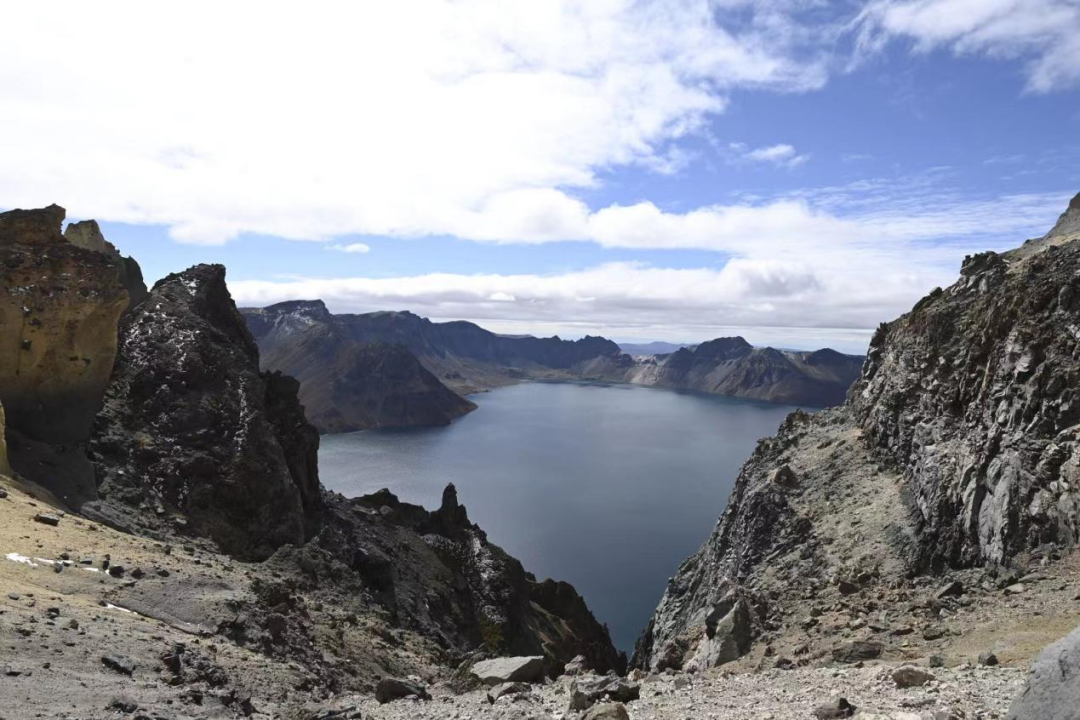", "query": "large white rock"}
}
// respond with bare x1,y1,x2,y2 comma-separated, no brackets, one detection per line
470,656,546,685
